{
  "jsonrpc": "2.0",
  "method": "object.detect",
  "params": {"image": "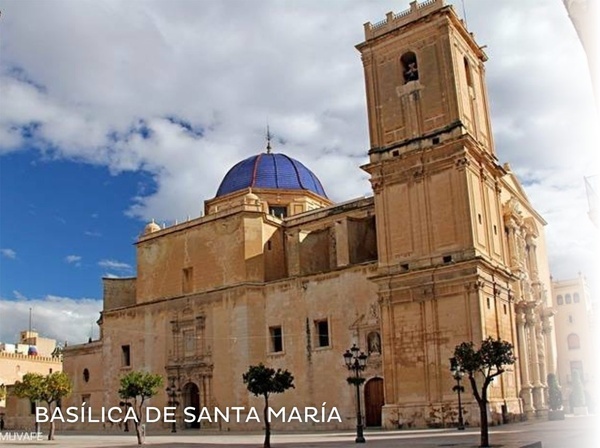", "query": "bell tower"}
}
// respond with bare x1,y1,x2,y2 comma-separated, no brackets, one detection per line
358,0,507,269
357,0,495,158
357,0,537,427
